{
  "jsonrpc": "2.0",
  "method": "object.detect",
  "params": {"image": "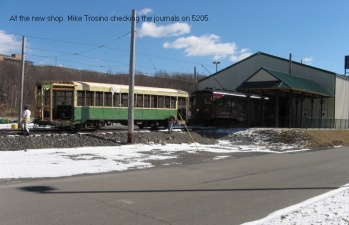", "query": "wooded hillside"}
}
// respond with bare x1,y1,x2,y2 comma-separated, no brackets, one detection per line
0,61,204,118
